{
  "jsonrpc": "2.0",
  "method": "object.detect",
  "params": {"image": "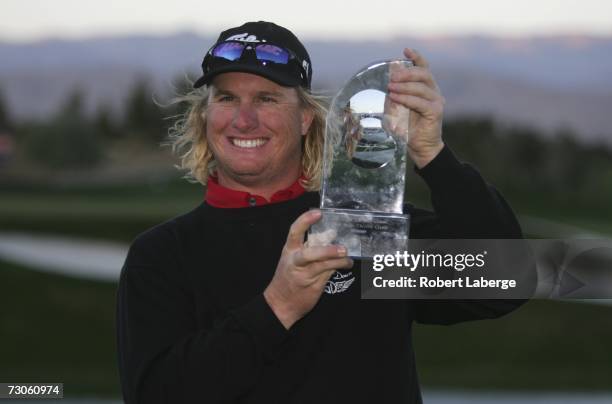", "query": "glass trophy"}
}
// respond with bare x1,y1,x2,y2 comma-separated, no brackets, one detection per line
308,59,413,258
